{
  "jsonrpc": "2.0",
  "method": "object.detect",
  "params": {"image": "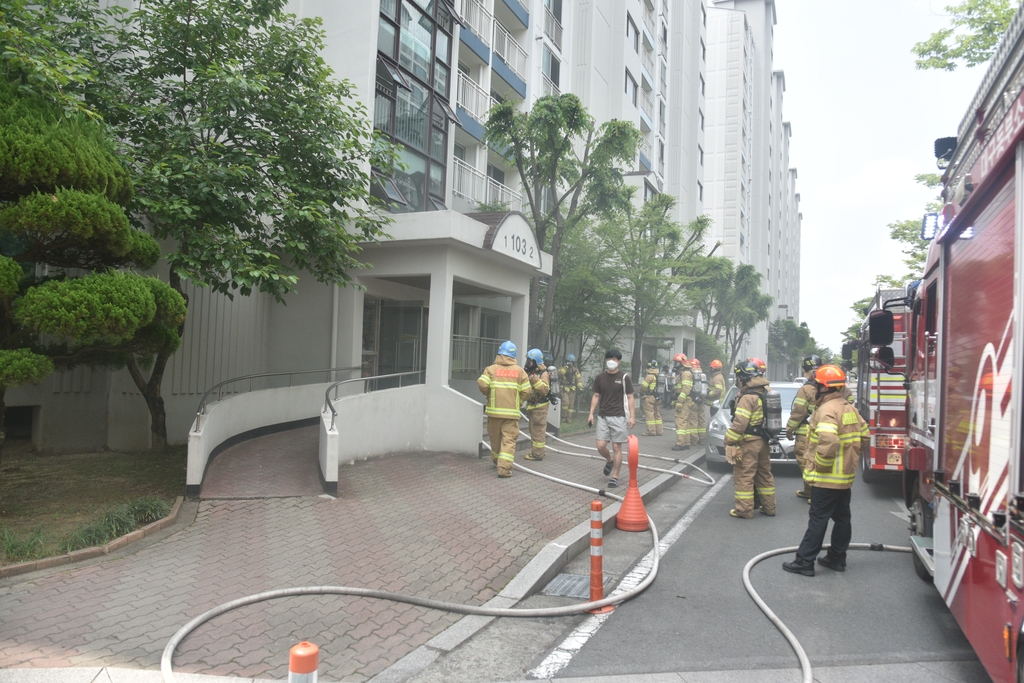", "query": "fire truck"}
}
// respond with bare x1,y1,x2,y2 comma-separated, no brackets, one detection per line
854,289,909,483
866,8,1024,681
